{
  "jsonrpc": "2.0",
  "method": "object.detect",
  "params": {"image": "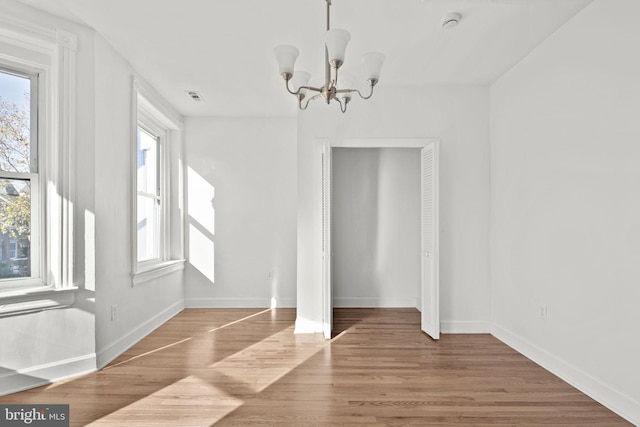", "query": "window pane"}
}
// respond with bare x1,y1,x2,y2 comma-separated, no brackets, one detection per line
137,127,158,195
0,70,31,174
0,178,31,279
137,194,159,261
